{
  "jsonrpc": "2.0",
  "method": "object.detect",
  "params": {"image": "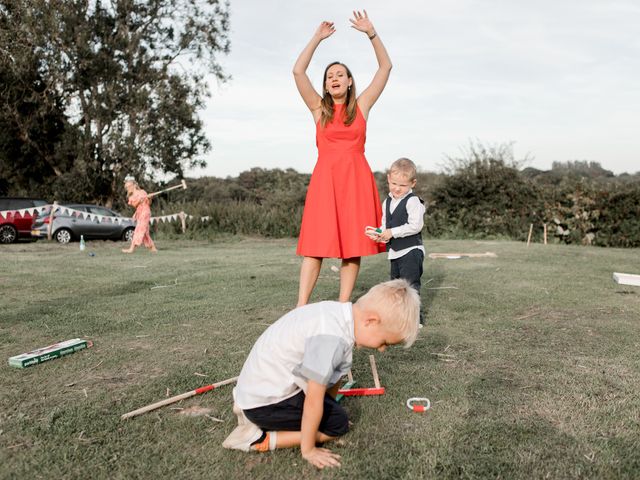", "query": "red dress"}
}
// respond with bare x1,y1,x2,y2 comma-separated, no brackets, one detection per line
297,103,385,259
